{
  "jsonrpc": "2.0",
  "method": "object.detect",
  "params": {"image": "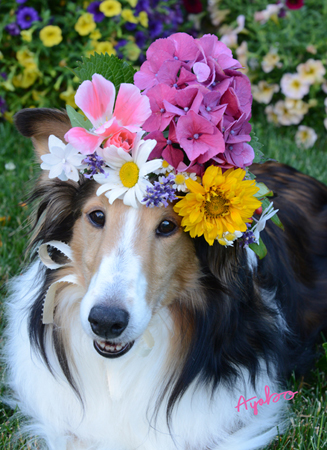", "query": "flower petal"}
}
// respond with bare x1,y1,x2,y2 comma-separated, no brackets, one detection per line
64,128,103,155
123,187,138,208
106,187,128,204
75,74,115,128
114,83,151,129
